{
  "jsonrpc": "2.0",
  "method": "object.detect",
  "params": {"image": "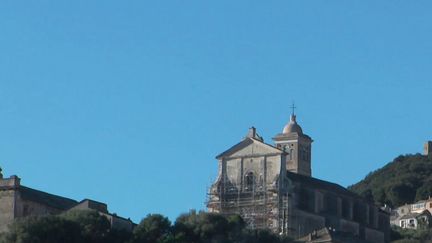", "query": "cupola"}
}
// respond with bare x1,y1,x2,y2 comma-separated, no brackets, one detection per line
282,114,303,135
